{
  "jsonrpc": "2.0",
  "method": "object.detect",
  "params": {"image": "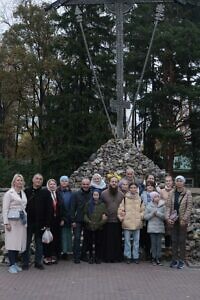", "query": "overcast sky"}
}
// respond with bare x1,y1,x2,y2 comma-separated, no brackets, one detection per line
0,0,53,35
